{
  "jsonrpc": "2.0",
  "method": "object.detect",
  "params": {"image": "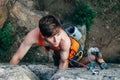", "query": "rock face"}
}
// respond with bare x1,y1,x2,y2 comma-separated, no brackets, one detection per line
0,6,7,29
10,1,48,30
0,64,119,80
5,1,50,62
78,25,86,50
51,68,120,80
0,65,39,80
28,64,57,80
